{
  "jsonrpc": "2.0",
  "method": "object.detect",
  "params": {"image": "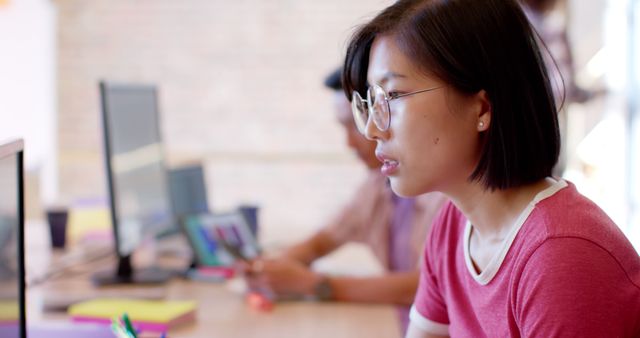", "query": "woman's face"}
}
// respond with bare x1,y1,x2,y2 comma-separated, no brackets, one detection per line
365,35,488,197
